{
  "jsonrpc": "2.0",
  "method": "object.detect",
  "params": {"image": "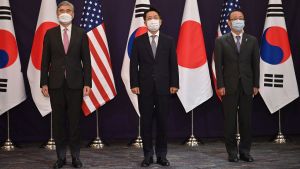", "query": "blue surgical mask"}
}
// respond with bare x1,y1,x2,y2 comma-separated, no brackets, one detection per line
231,19,245,31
